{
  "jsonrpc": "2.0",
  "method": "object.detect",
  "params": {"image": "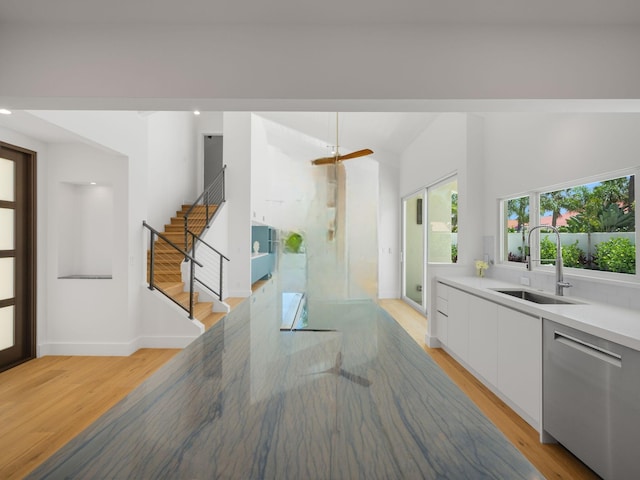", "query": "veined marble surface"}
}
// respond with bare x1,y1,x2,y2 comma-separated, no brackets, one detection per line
28,284,543,479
